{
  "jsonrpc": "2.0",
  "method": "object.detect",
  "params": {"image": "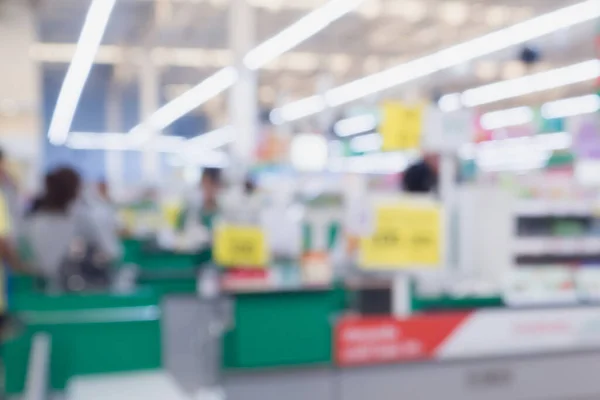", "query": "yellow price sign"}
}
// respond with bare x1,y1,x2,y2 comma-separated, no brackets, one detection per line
380,102,423,151
360,203,441,269
214,224,269,268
